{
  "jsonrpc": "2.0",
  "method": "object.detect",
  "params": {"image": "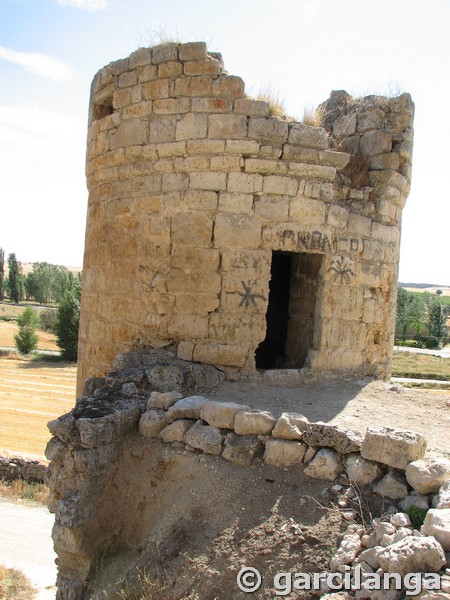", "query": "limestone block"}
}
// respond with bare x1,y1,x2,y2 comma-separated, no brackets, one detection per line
187,139,225,154
222,433,262,466
254,196,289,221
166,396,210,421
288,162,336,182
391,513,411,528
421,509,450,551
147,390,183,410
184,420,224,455
225,139,260,155
149,115,176,143
228,172,263,194
173,156,210,173
435,480,450,509
159,419,194,443
330,533,362,571
373,471,409,500
272,412,309,440
208,114,247,139
76,415,115,448
360,130,392,156
345,453,383,486
129,47,152,68
327,204,349,229
212,75,245,97
189,171,227,191
264,439,306,467
193,343,248,368
184,59,221,76
192,97,233,113
289,197,326,225
303,448,343,481
378,536,446,576
110,119,147,149
399,493,430,512
214,212,262,248
406,458,450,495
263,174,298,196
261,369,304,386
348,213,372,236
318,150,350,169
45,437,66,461
48,414,77,444
178,42,207,62
248,117,288,145
152,43,178,64
167,271,221,294
303,423,363,454
171,75,212,98
288,123,329,149
361,427,427,469
369,169,410,194
171,212,213,245
139,64,157,82
176,113,208,140
234,98,269,117
162,173,188,192
369,152,400,171
200,401,250,430
357,108,385,133
171,245,220,271
245,158,288,174
158,61,183,79
143,79,170,100
118,71,138,89
210,155,242,172
168,314,208,338
52,523,87,556
221,249,271,277
234,410,276,435
333,114,357,137
139,409,167,438
73,444,119,474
